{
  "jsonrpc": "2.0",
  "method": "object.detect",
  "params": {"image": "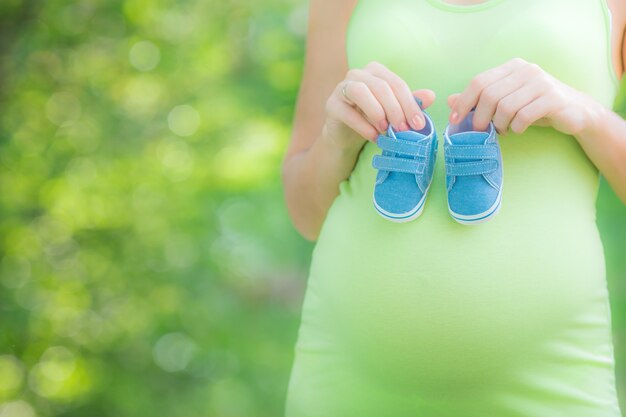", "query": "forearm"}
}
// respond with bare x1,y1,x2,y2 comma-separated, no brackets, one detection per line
576,102,626,204
282,129,363,241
